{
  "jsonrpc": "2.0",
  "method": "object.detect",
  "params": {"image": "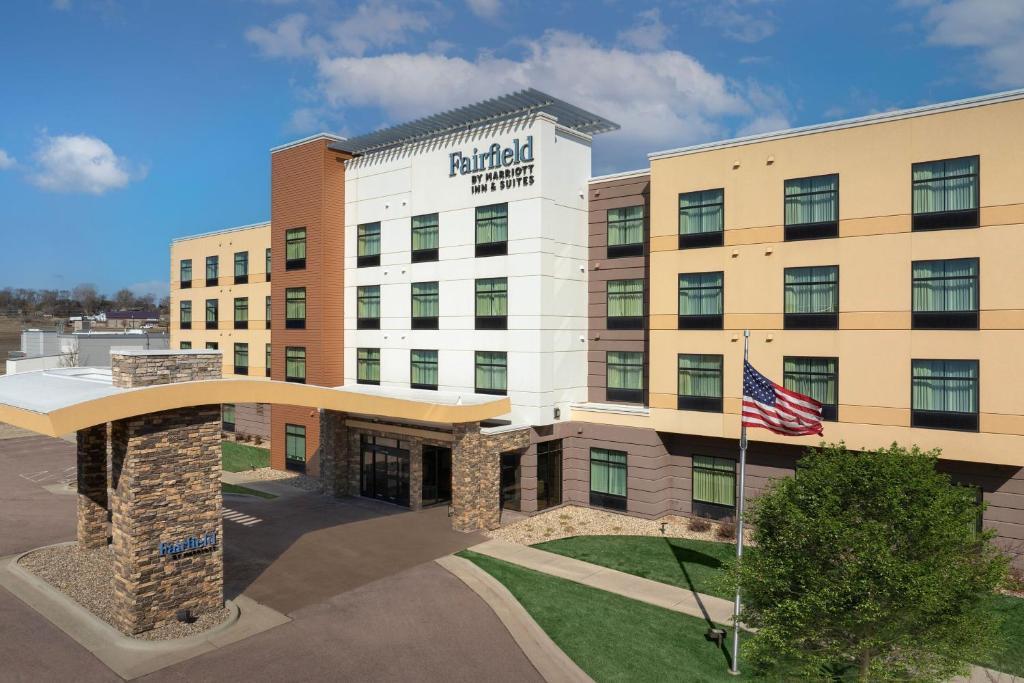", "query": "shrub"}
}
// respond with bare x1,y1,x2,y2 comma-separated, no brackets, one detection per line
688,516,712,533
715,517,737,541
